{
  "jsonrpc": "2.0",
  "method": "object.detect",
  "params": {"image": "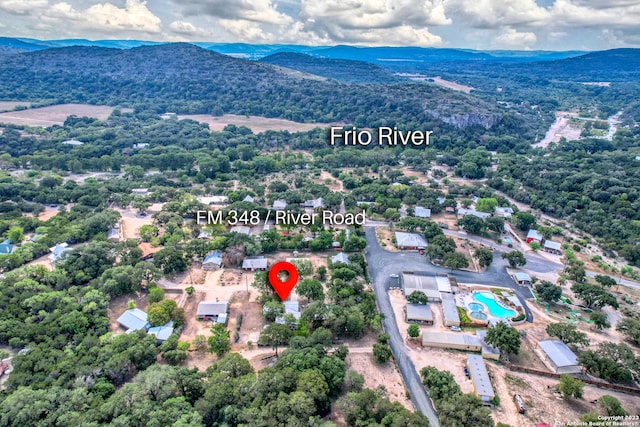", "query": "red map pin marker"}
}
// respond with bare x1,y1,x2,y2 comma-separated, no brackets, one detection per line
268,261,299,301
